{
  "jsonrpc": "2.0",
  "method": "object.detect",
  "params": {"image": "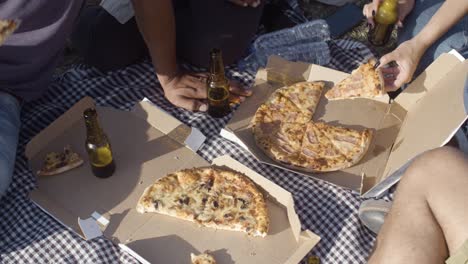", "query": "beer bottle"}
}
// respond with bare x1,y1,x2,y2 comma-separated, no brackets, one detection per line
207,48,231,118
83,108,116,178
368,0,398,46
